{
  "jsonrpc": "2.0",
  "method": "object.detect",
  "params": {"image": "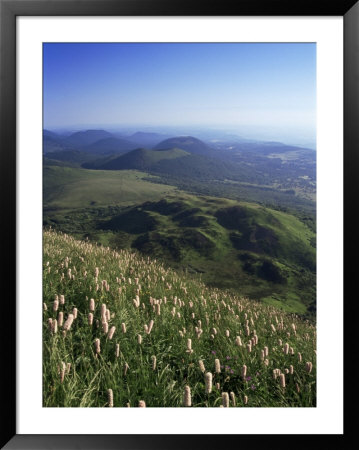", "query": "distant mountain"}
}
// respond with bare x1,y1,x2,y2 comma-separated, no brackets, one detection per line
84,148,190,171
154,136,216,157
43,129,63,139
82,137,139,155
127,132,172,148
63,130,114,148
43,135,69,154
